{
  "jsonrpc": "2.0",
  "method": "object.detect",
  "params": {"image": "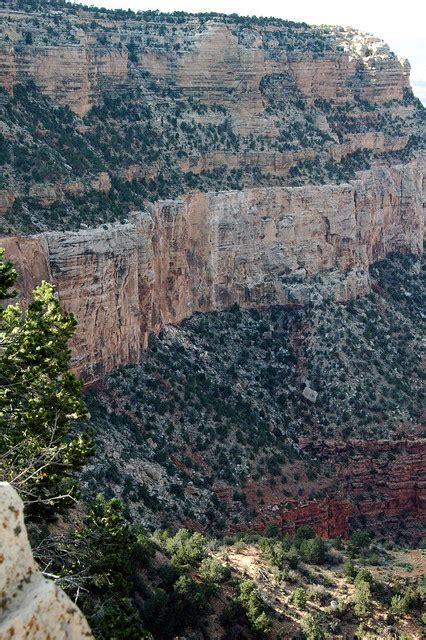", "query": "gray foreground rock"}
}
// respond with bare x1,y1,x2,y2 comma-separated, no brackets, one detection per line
0,482,93,639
